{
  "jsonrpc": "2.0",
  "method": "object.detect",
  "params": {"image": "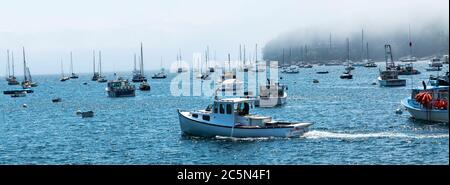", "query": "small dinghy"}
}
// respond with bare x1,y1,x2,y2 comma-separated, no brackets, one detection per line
316,71,329,74
81,111,94,118
139,81,151,91
52,98,62,102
